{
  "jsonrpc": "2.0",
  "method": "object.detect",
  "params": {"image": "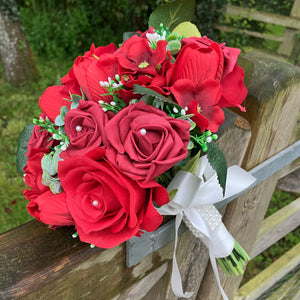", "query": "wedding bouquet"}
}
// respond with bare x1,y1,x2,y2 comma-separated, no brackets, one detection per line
17,15,256,300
